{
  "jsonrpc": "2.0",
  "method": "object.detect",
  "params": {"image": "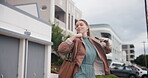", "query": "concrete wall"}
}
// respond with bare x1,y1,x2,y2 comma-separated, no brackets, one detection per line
0,2,52,78
0,3,51,42
5,0,54,23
